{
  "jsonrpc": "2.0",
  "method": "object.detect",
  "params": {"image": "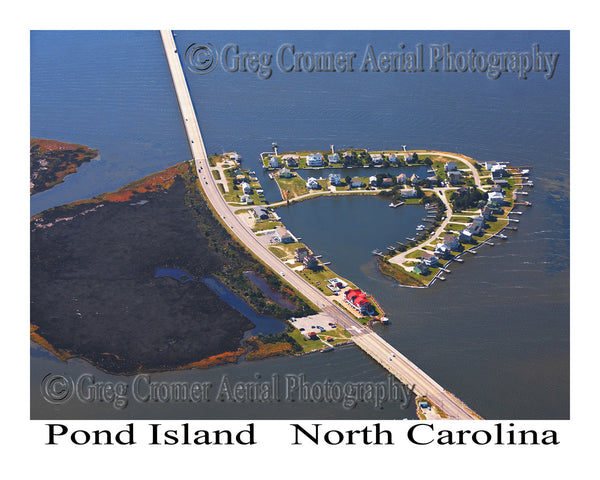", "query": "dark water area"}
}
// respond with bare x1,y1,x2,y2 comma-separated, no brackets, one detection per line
155,268,194,283
30,30,569,419
201,277,287,336
244,271,296,310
